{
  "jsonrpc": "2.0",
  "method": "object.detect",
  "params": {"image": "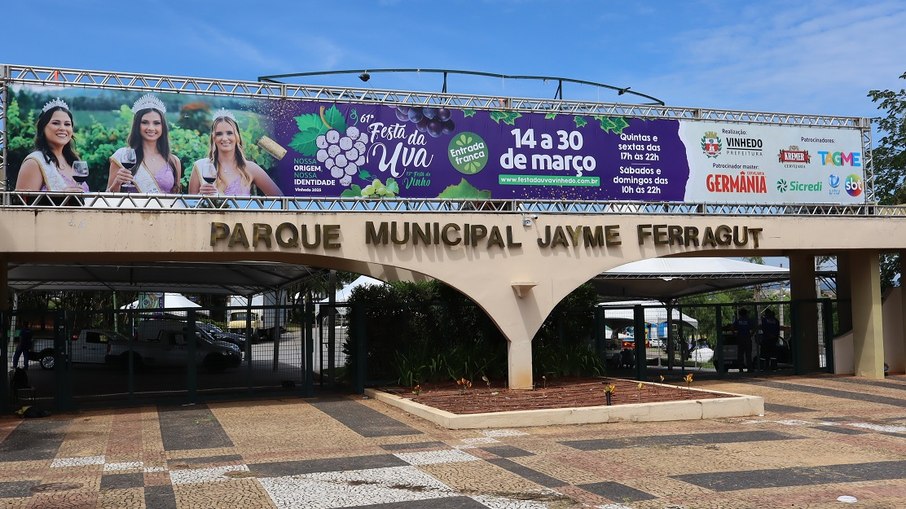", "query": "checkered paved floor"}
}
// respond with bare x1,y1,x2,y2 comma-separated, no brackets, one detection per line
1,375,905,508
